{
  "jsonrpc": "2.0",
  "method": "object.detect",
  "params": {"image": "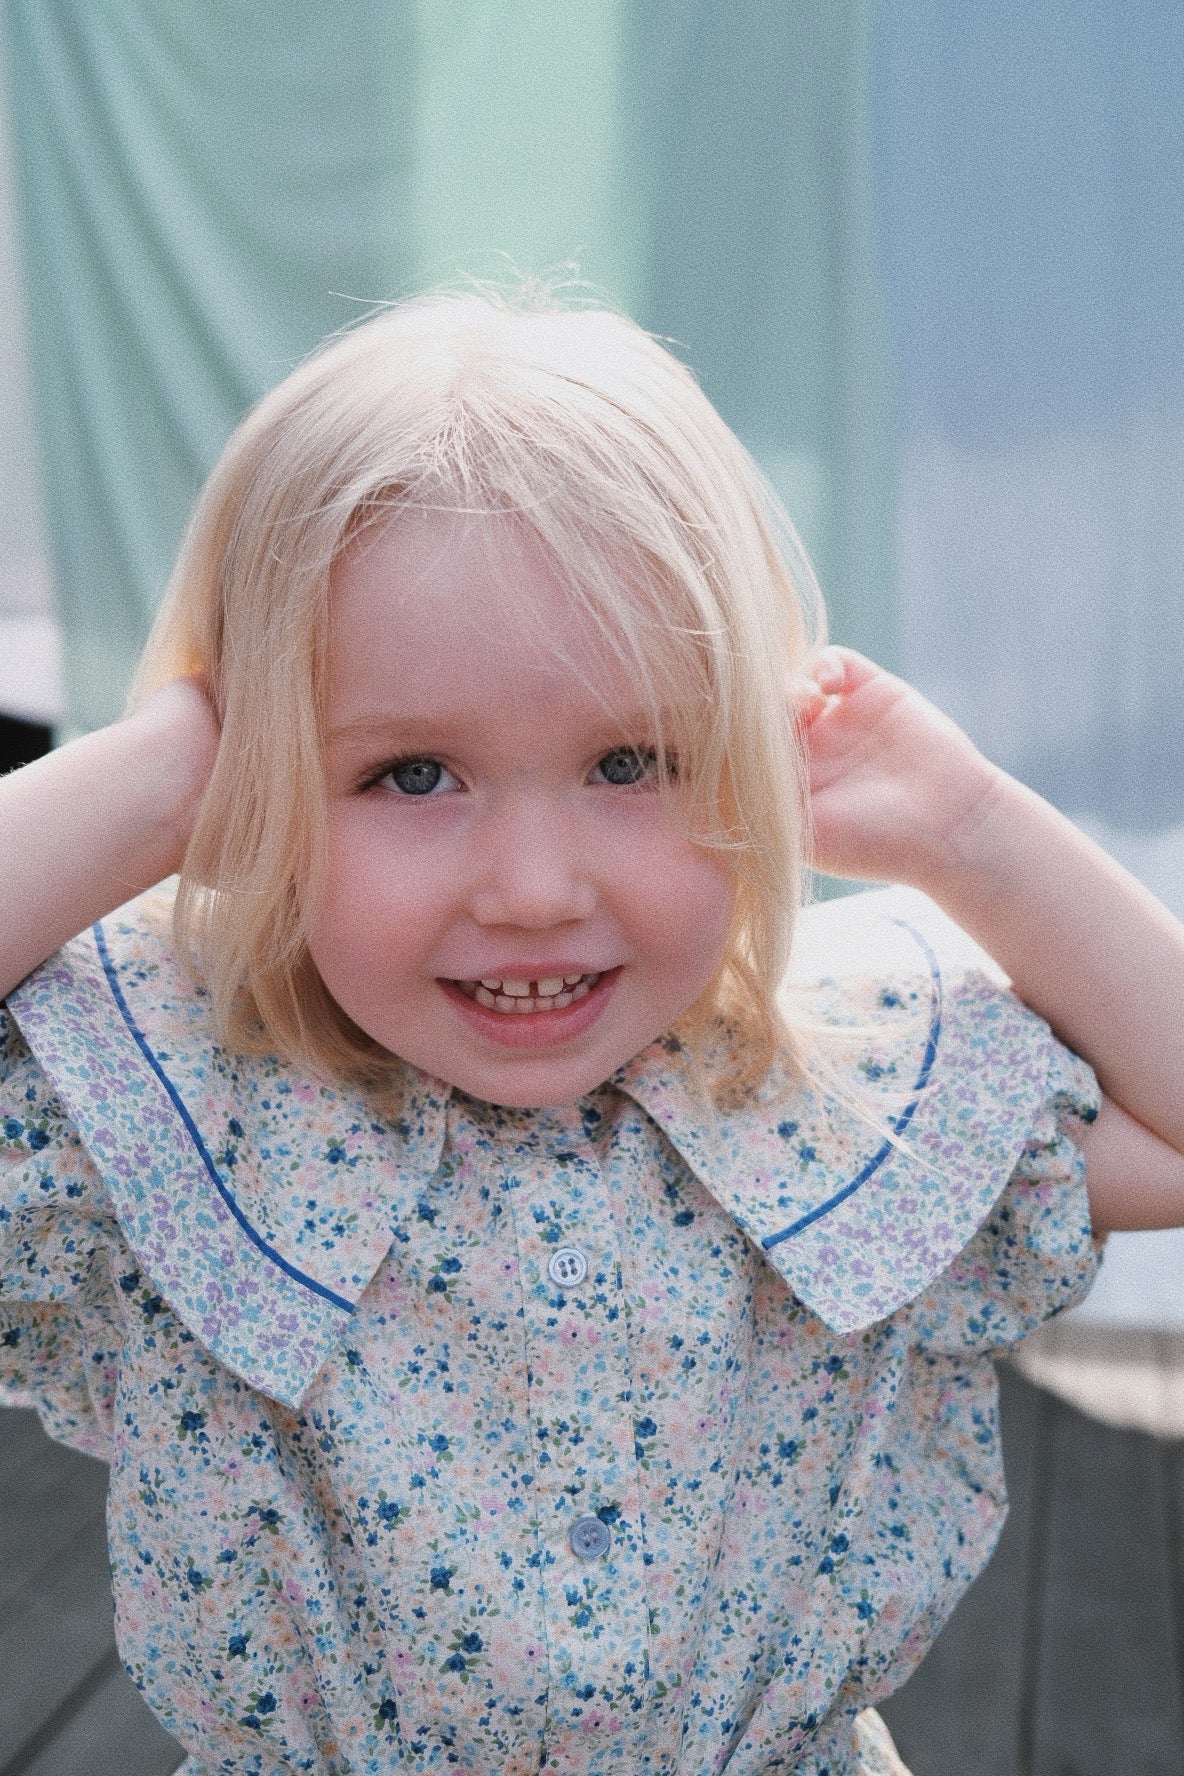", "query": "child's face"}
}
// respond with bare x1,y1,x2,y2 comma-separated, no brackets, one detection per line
307,510,736,1107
